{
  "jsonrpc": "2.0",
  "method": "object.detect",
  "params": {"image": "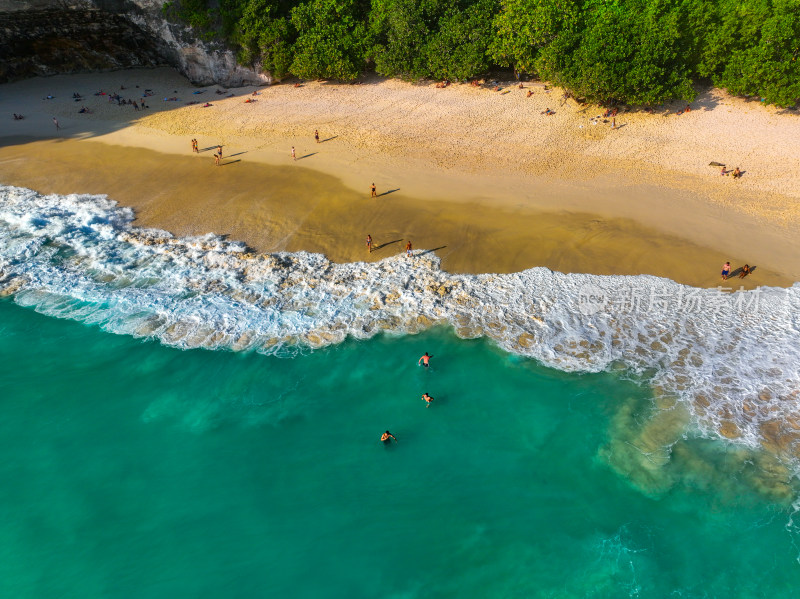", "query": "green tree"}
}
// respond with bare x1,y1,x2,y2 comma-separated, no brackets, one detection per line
423,0,498,80
551,0,695,104
232,0,295,77
701,0,800,106
490,0,581,75
369,0,442,78
163,0,214,30
290,0,371,80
